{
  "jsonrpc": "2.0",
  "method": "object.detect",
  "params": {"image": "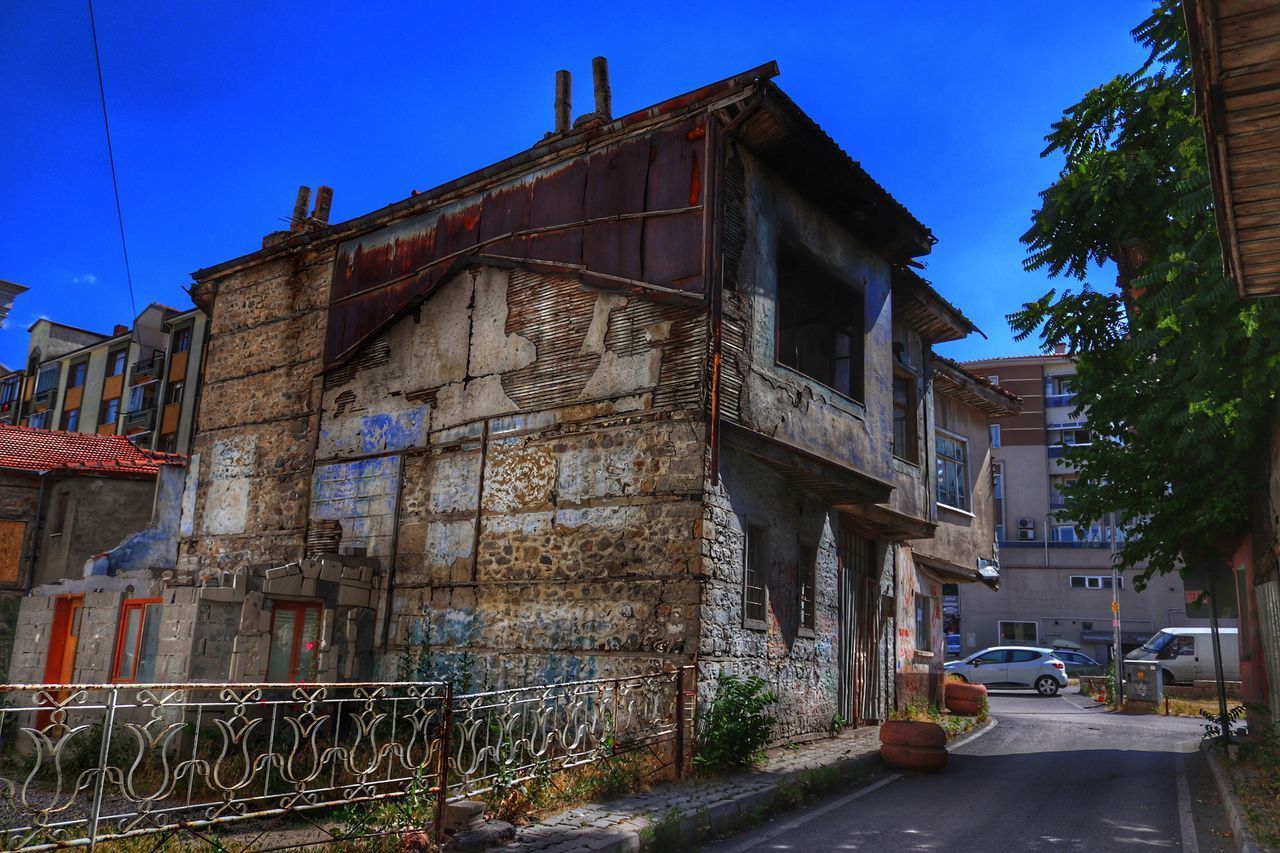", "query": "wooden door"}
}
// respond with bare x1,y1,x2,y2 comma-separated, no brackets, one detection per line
37,595,83,729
